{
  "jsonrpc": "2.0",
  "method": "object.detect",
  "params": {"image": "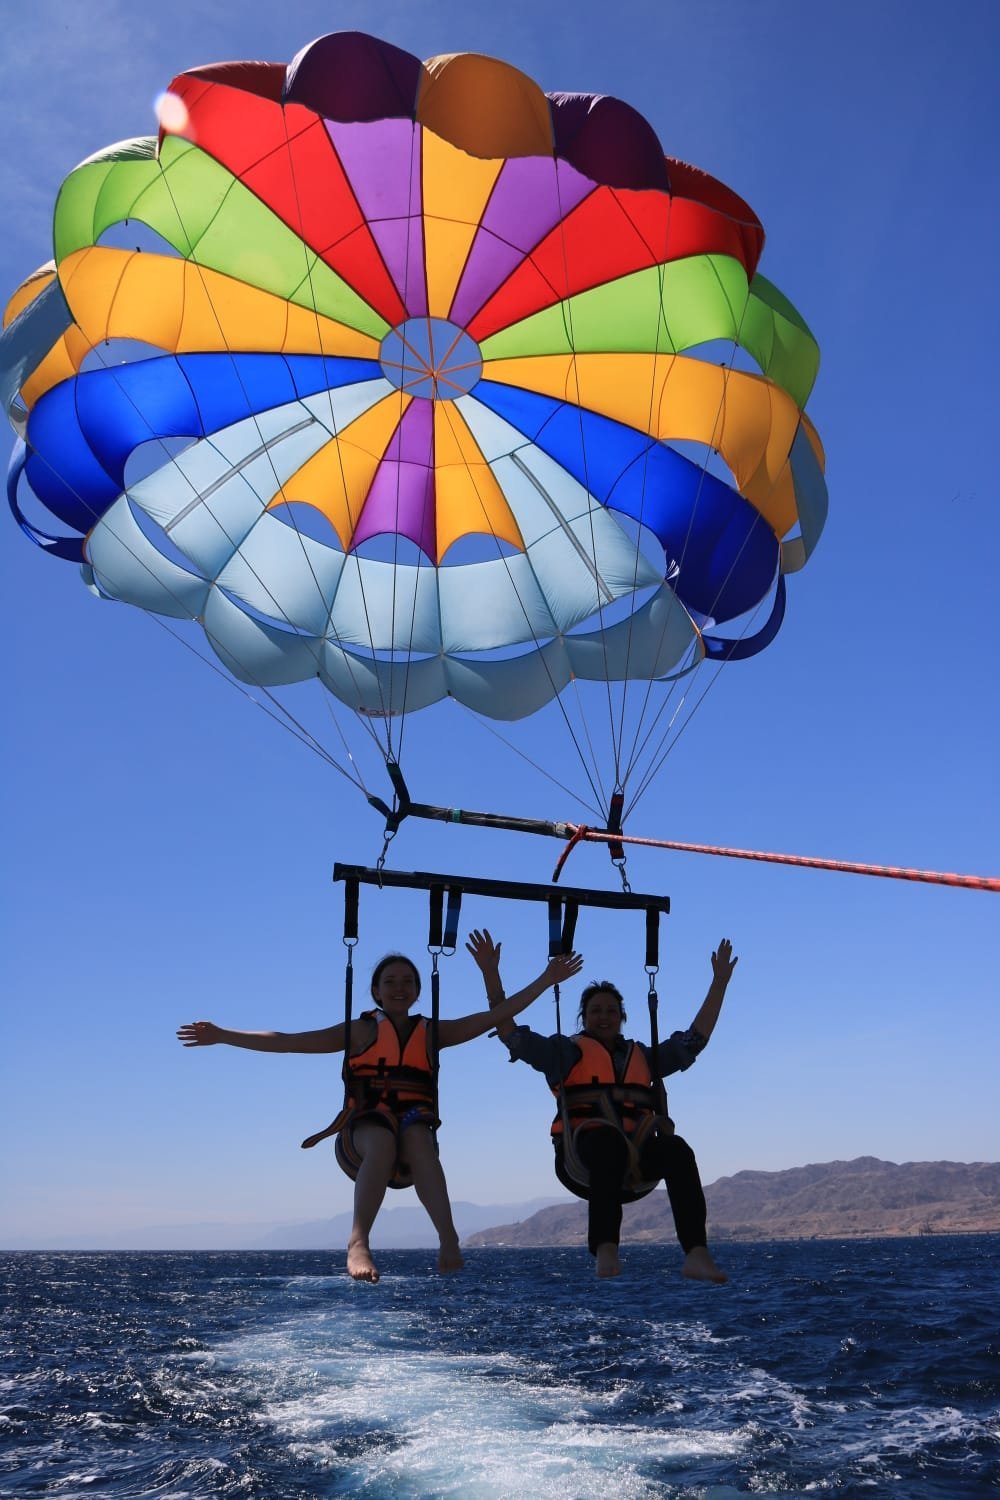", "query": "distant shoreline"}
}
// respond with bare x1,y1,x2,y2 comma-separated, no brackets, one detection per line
3,1231,1000,1253
7,1159,998,1251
